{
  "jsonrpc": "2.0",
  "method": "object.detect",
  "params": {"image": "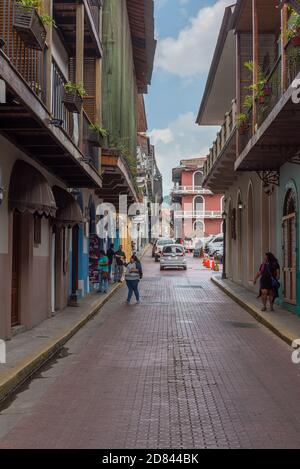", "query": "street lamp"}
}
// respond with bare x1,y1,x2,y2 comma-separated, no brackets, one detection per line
222,211,227,280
